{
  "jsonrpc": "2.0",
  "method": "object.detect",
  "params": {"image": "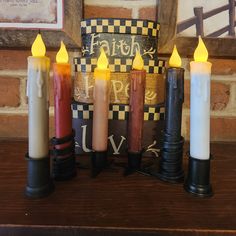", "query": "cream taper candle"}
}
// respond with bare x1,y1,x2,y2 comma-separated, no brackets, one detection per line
27,34,50,158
